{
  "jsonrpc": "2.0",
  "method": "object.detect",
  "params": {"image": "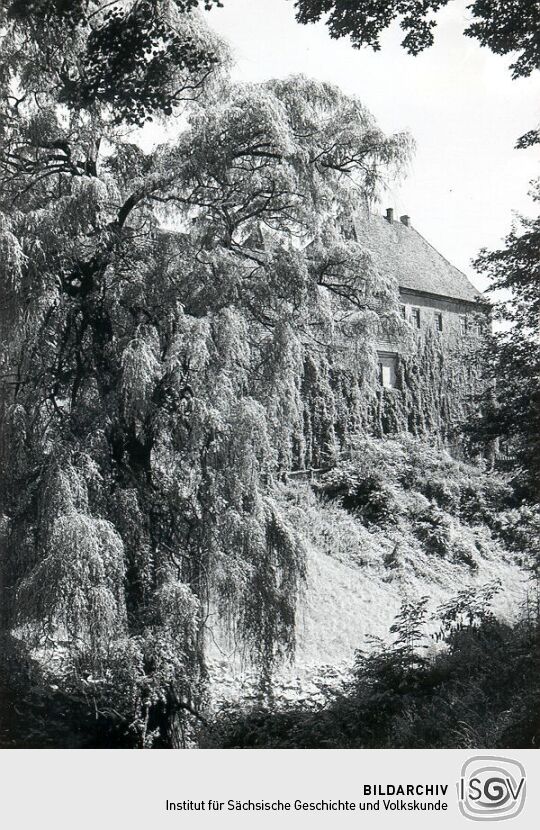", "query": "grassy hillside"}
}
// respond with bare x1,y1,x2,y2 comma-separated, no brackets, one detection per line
206,435,537,712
